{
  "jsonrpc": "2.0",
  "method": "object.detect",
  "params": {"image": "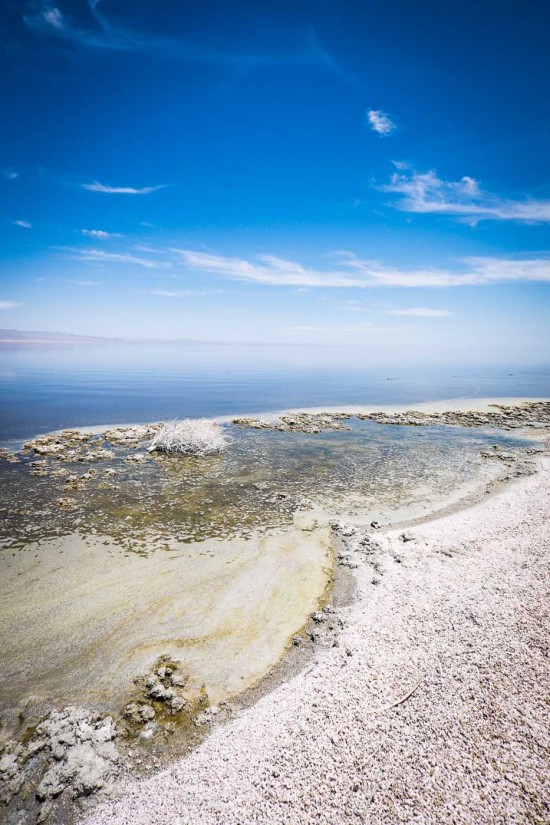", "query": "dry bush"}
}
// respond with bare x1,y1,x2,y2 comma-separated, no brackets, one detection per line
147,419,228,456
